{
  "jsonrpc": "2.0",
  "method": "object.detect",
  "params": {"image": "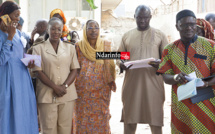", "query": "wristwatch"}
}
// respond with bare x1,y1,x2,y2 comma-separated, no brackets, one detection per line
64,83,68,88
